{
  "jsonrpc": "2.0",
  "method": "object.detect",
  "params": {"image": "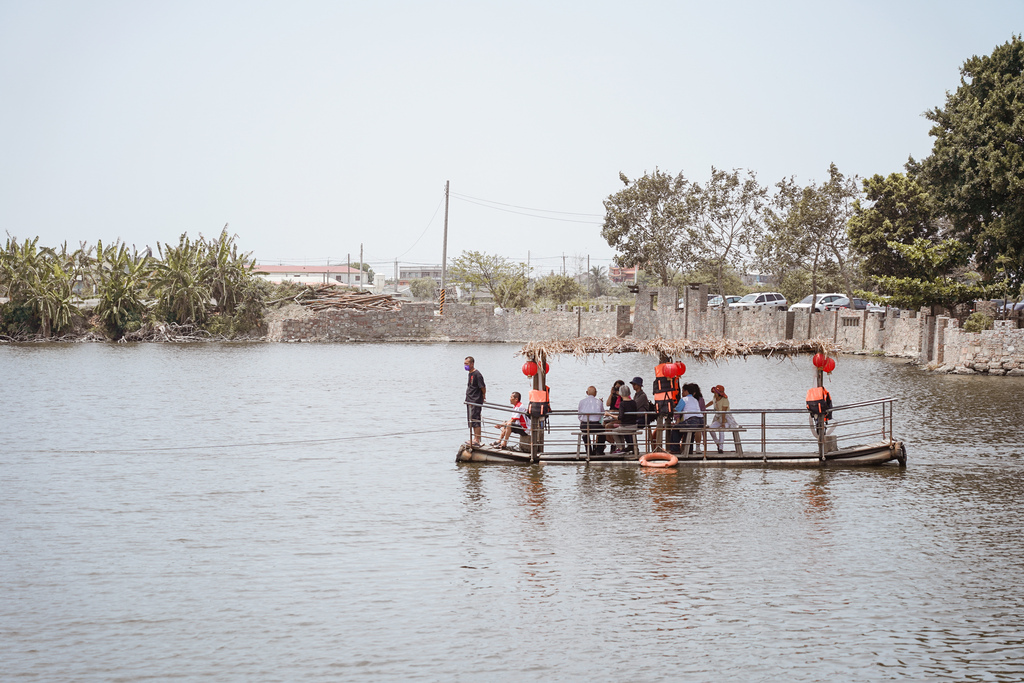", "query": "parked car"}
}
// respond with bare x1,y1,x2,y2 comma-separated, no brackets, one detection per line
998,300,1024,313
729,292,788,311
708,294,742,308
788,292,845,313
824,297,870,311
